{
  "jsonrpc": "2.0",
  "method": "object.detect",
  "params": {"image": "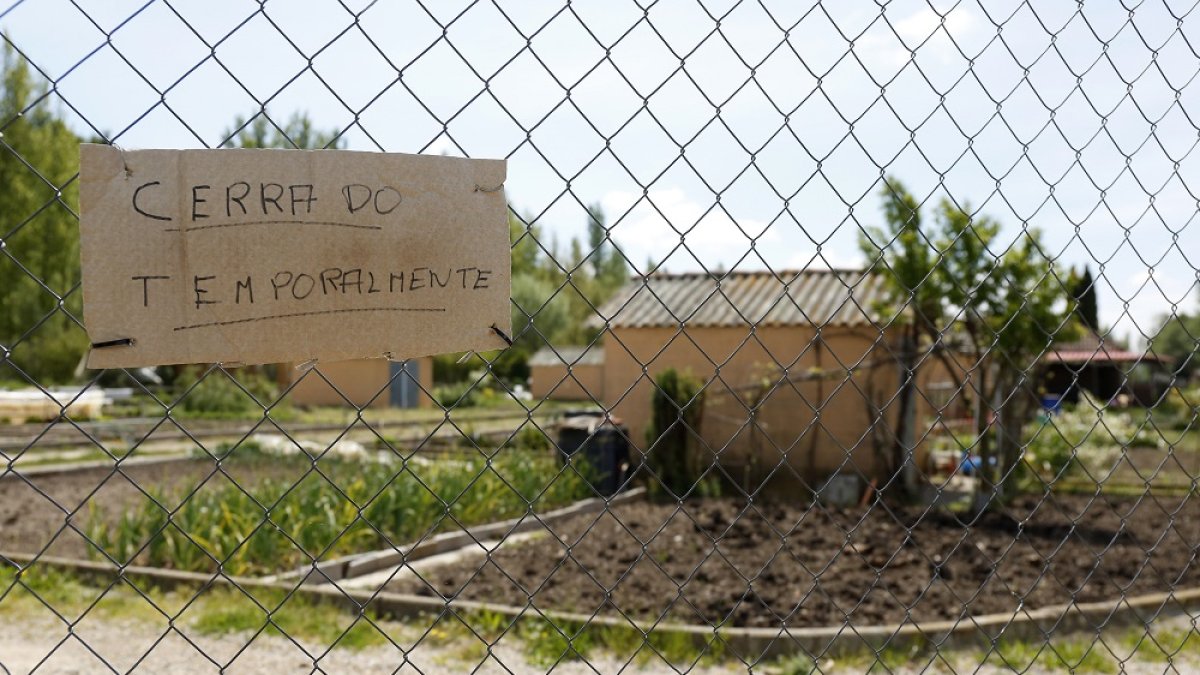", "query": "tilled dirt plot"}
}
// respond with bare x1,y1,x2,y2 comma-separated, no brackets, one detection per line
0,457,305,560
393,492,1200,628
